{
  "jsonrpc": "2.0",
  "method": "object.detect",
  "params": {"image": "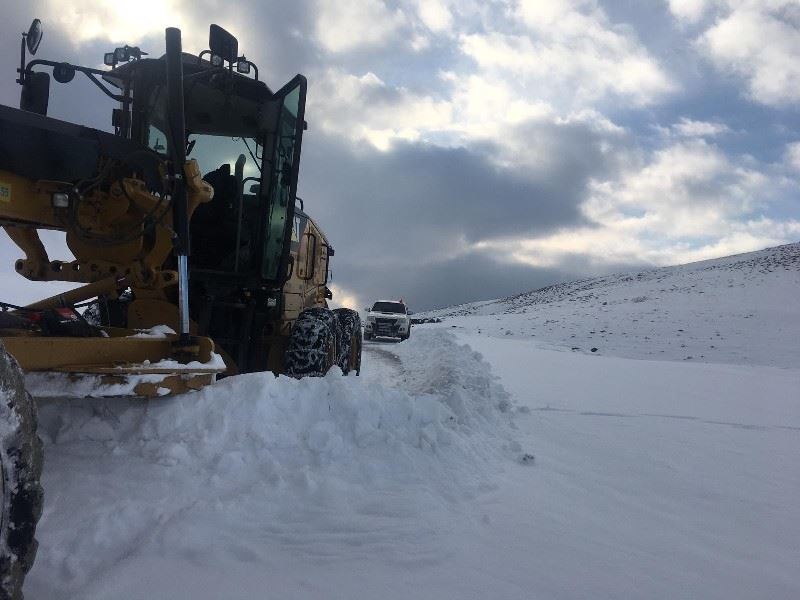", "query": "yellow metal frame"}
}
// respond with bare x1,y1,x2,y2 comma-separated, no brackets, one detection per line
2,331,224,398
0,160,223,397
